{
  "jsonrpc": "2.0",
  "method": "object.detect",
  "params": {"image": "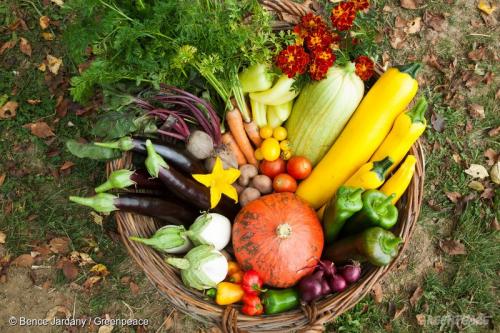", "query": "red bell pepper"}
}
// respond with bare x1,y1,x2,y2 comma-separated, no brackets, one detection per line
241,294,263,316
241,270,264,296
